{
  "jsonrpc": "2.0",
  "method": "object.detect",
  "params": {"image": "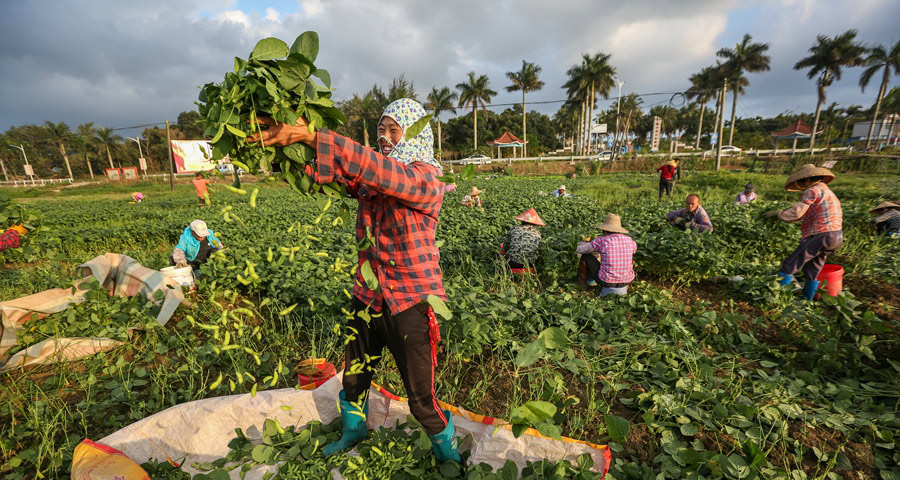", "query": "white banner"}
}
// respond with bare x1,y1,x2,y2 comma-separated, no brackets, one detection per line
651,116,662,152
23,164,34,176
170,140,215,173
